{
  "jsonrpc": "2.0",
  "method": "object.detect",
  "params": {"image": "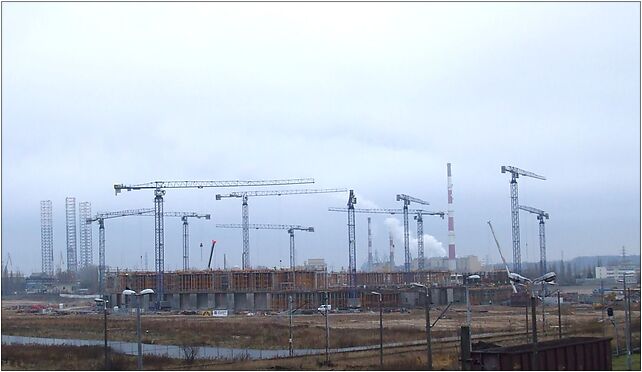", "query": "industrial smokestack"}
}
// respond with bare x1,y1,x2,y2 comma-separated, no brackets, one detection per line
447,163,456,271
367,217,373,271
389,232,395,271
